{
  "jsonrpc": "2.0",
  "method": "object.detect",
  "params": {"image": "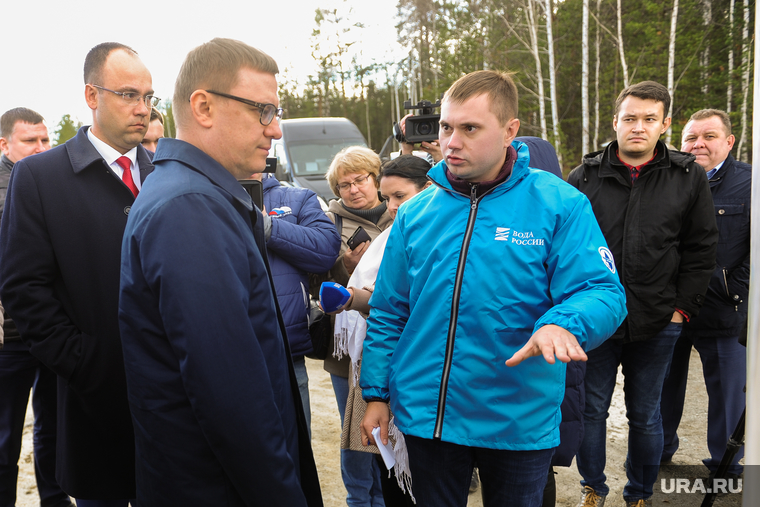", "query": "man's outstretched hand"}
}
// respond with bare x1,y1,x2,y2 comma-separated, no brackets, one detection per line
505,324,587,367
